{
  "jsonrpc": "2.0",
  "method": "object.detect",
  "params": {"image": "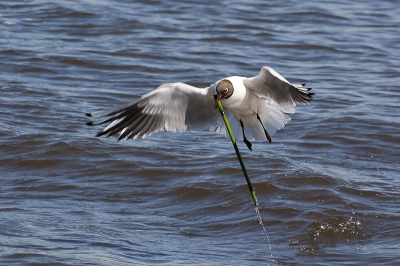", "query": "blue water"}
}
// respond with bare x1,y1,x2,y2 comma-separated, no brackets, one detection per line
1,0,399,265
